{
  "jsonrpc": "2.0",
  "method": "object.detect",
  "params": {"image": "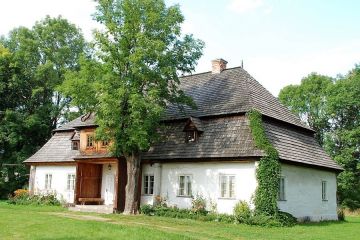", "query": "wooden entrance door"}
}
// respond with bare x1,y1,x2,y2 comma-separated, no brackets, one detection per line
78,163,102,199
